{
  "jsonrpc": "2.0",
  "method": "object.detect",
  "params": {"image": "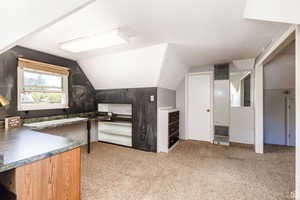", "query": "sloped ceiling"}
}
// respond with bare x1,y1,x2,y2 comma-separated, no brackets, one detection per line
244,0,300,24
264,42,295,90
232,58,255,71
17,0,290,66
158,45,189,90
13,0,292,90
78,43,188,90
78,43,168,89
0,0,94,53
